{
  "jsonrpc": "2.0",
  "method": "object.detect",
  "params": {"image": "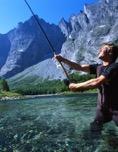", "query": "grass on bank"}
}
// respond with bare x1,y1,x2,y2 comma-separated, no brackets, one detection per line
0,91,21,98
0,78,22,99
